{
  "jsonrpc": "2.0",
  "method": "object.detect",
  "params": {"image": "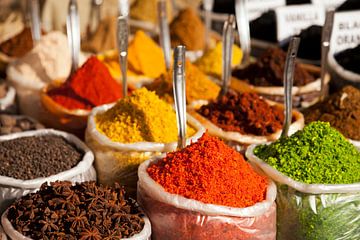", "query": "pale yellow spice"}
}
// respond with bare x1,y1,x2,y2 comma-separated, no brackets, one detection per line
195,42,243,77
96,88,195,143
